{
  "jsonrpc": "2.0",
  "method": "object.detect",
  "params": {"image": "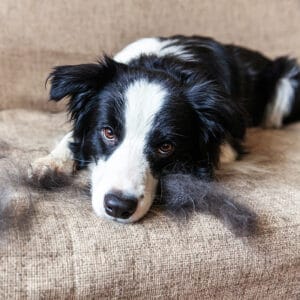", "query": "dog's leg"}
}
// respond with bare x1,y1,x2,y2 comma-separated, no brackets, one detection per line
29,132,74,180
219,142,238,164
